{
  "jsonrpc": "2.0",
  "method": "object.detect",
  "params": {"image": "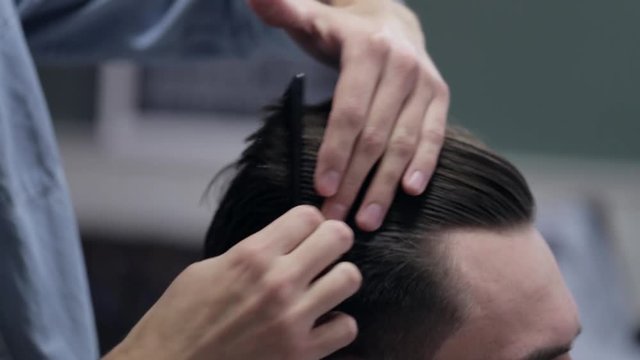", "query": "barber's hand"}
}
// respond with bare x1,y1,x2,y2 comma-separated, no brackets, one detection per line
250,0,450,231
104,206,361,360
